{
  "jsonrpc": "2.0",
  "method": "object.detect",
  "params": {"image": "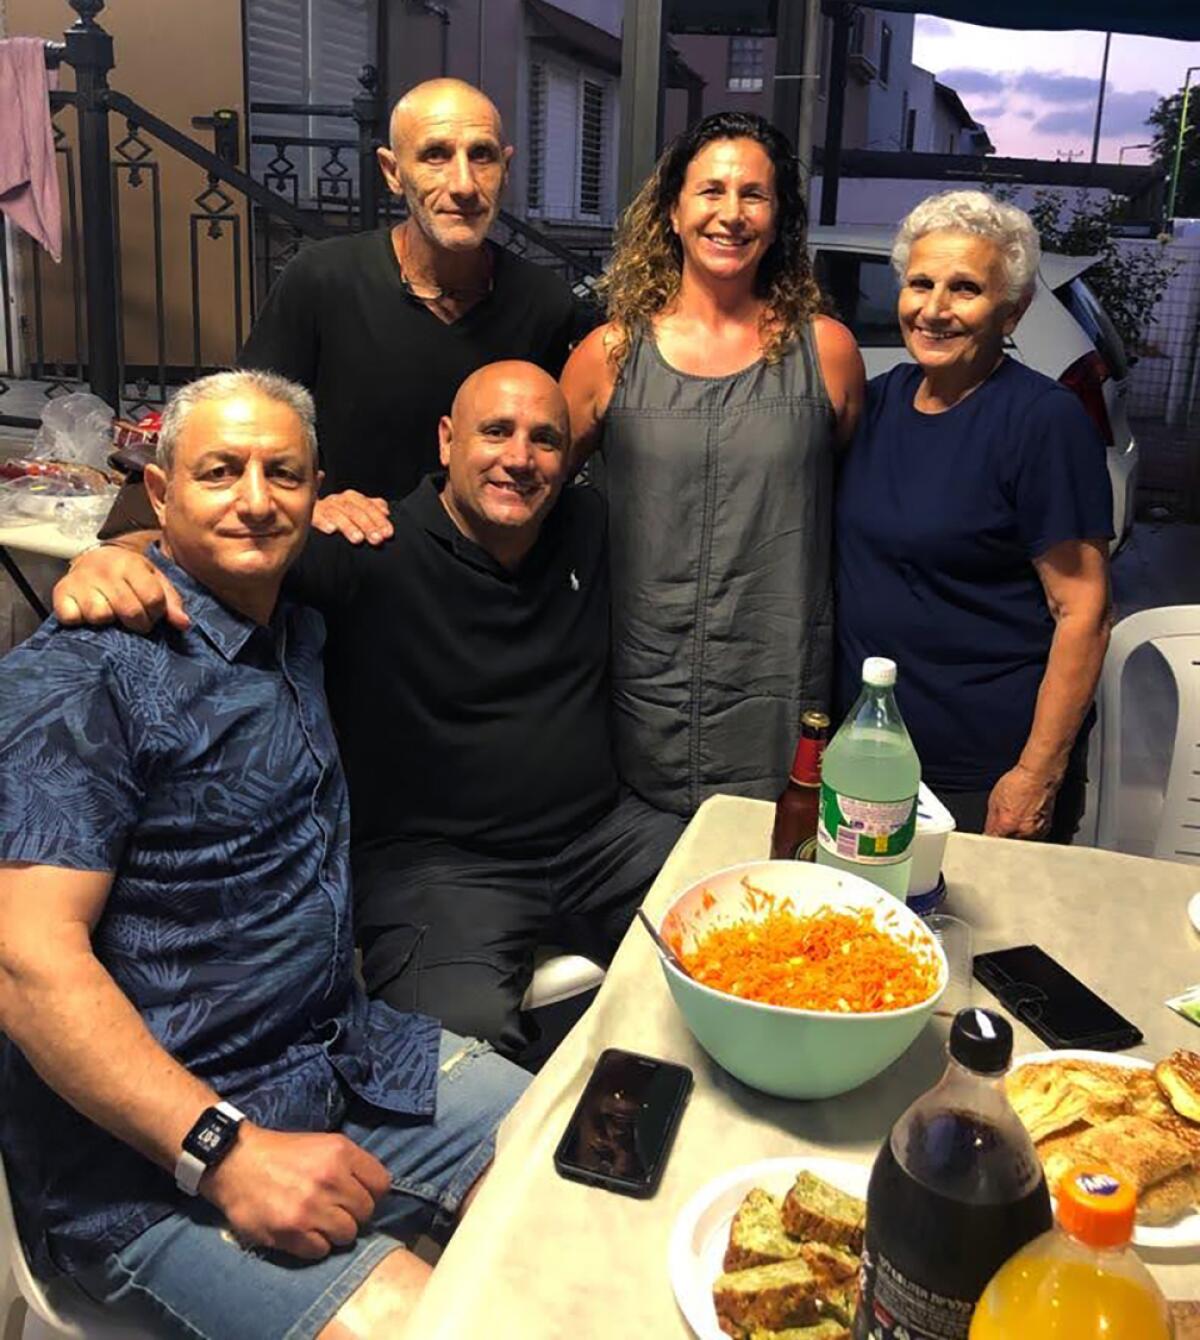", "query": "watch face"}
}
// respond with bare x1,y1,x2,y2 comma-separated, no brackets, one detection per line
183,1109,238,1165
